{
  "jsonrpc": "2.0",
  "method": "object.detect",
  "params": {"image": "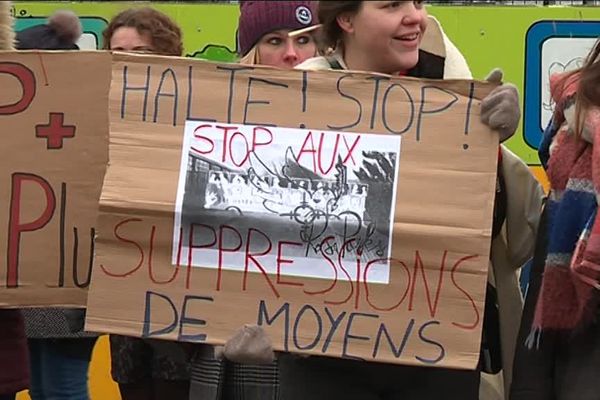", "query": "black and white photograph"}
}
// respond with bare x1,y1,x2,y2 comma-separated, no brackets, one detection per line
173,122,402,283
